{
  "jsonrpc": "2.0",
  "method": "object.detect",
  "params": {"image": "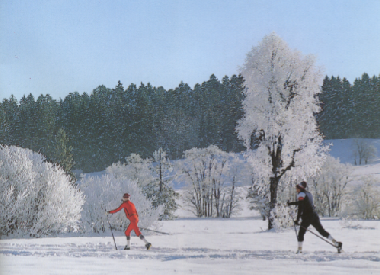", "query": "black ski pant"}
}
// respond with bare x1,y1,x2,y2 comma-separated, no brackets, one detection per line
298,214,329,242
